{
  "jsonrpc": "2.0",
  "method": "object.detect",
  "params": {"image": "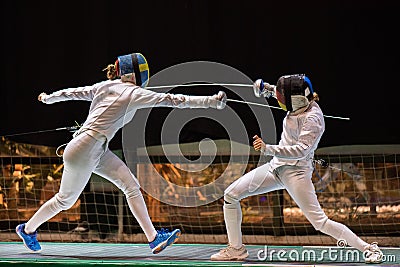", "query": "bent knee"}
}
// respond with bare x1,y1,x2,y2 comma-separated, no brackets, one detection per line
310,216,329,231
125,186,142,199
119,175,141,199
55,193,78,210
224,193,240,209
223,185,242,202
113,171,141,198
